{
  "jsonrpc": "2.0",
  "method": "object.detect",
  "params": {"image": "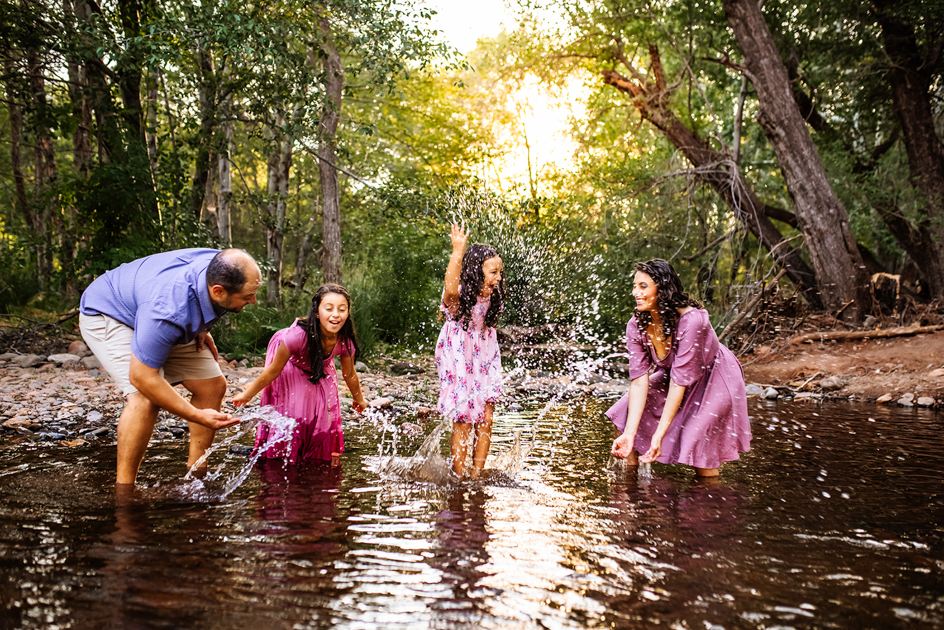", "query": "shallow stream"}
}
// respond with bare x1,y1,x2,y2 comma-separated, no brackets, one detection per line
1,398,942,629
